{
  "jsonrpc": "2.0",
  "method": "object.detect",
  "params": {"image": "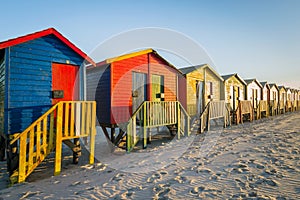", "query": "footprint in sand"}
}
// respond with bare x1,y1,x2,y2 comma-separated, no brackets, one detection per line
174,175,187,183
196,167,212,174
235,179,247,190
69,181,81,187
190,186,205,195
112,173,125,182
153,183,175,199
147,172,162,183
